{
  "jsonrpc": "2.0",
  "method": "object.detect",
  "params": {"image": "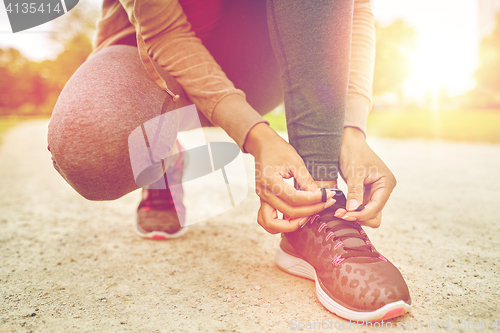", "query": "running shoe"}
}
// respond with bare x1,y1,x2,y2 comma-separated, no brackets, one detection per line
275,188,411,321
135,140,188,239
